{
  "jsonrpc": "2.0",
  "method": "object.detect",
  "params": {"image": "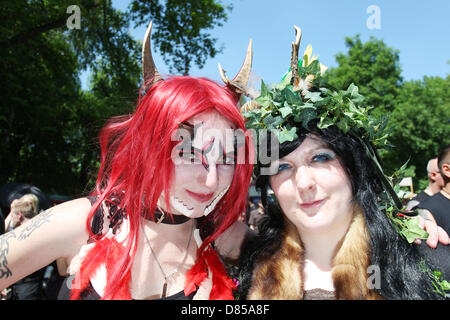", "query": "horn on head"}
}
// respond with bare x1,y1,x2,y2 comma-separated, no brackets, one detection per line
142,21,163,88
218,38,253,96
290,25,302,85
240,99,261,114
